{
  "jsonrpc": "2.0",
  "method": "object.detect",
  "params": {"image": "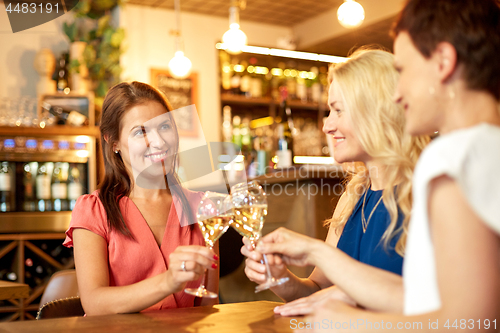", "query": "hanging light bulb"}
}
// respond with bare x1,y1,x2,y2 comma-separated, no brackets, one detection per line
222,5,247,54
168,50,192,79
337,0,365,29
168,0,192,79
